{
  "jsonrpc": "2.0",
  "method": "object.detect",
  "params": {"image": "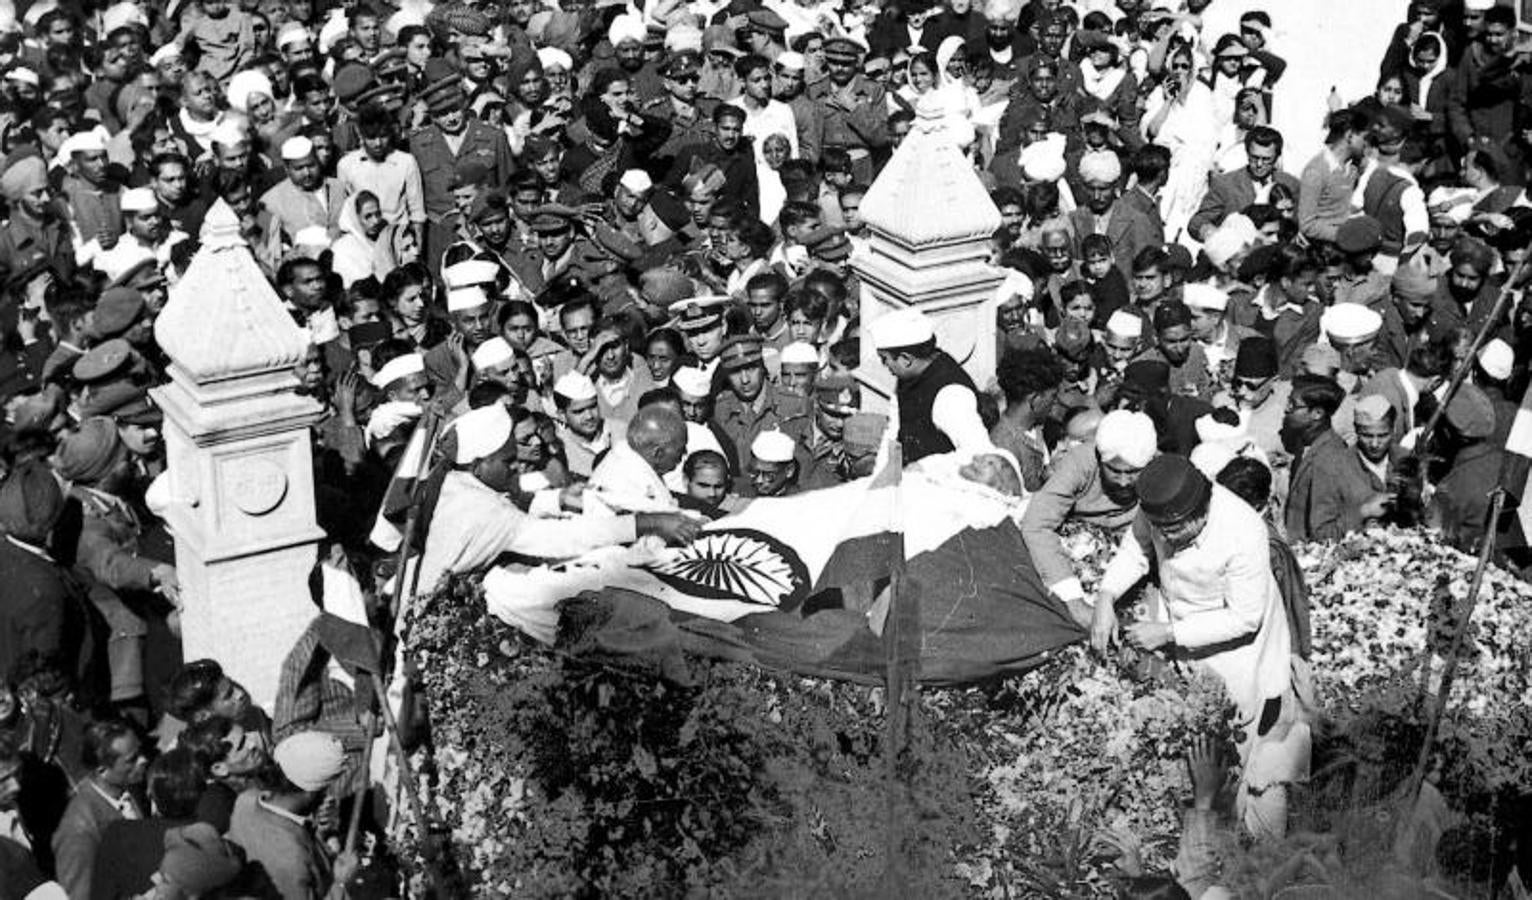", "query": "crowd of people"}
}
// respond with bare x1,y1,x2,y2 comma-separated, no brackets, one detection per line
0,0,1529,895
